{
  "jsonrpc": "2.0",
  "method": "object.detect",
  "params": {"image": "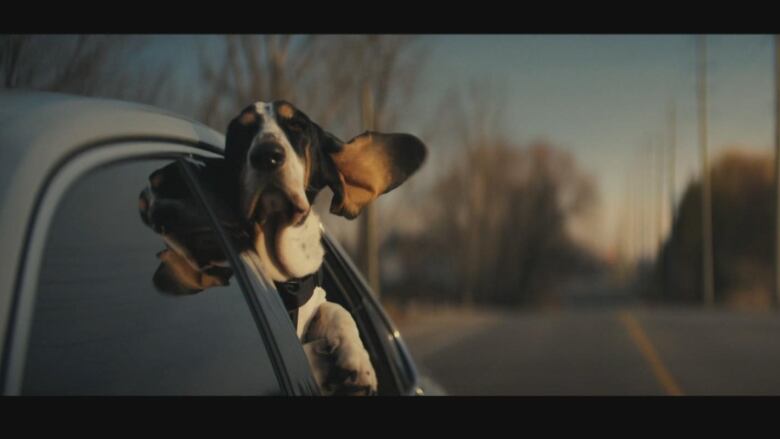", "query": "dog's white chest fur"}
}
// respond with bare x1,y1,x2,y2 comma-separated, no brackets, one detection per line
254,211,325,282
276,212,325,278
296,286,327,338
